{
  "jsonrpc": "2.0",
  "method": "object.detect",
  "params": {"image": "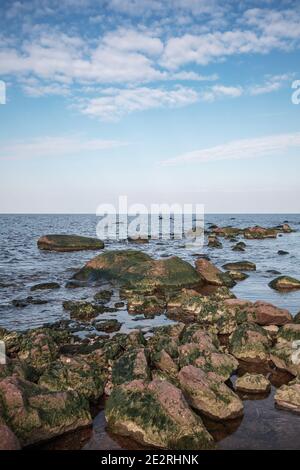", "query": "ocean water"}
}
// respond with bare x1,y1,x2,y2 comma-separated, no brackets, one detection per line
0,213,300,332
